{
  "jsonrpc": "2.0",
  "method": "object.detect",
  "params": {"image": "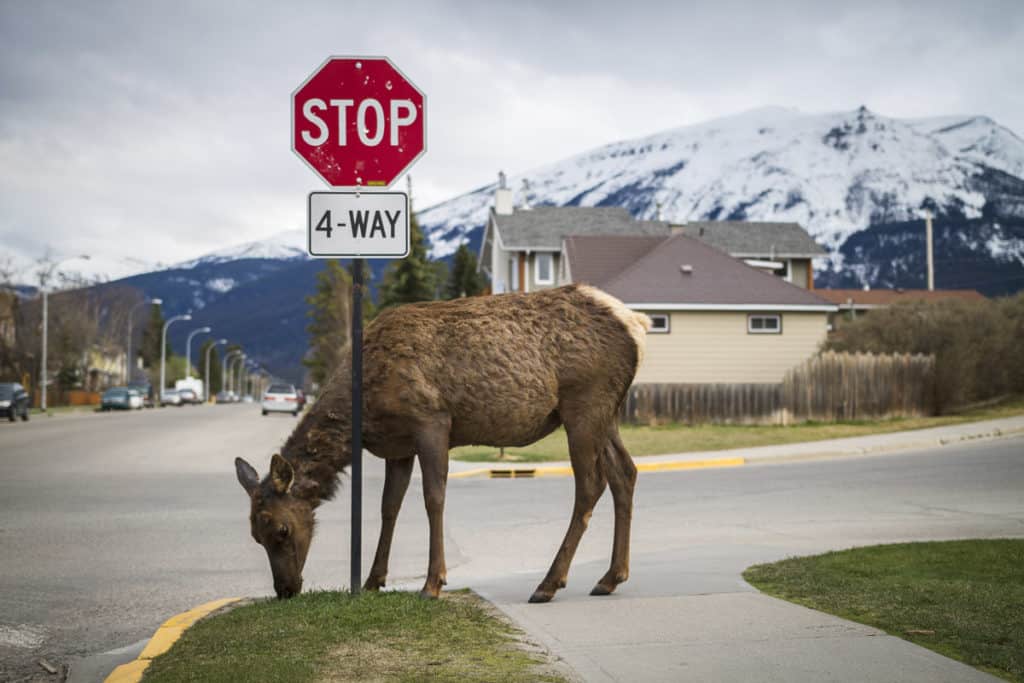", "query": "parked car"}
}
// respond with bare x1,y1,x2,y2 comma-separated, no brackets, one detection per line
262,383,300,416
0,382,30,422
127,381,154,408
177,388,199,405
215,390,234,404
241,394,254,404
101,387,143,411
160,389,183,407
